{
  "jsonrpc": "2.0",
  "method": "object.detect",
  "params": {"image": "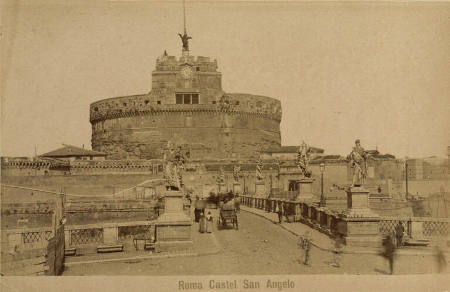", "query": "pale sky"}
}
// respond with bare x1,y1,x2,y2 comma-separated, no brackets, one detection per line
1,1,449,159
